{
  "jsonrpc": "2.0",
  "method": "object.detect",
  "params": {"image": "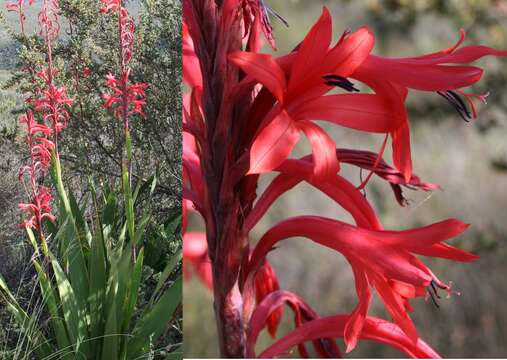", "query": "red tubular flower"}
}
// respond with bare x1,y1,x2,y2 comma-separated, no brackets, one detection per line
183,231,213,289
29,72,74,139
17,0,71,240
6,0,34,34
254,260,282,338
100,0,147,132
18,111,56,232
183,2,505,357
102,71,148,121
247,216,476,352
